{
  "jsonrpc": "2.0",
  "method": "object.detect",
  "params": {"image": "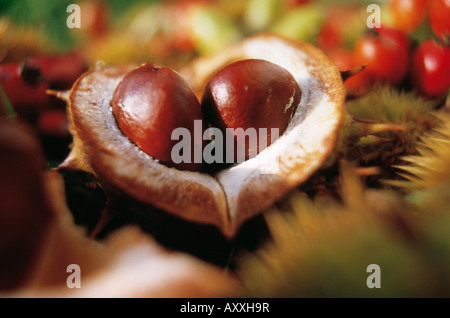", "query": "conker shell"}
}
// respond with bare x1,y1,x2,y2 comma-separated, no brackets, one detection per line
61,34,346,238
